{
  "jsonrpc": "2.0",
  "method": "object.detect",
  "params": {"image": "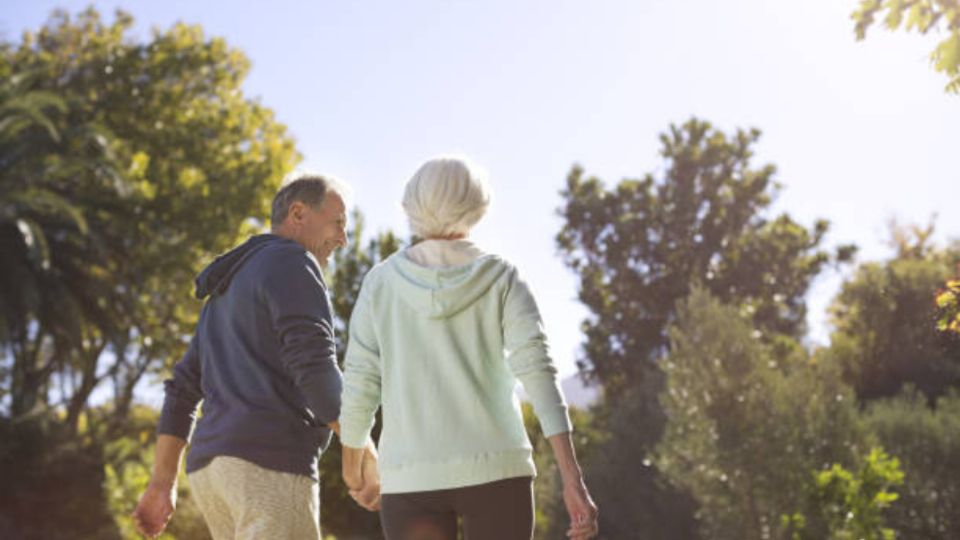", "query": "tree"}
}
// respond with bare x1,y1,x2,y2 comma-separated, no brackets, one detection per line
784,448,903,540
557,118,853,394
656,287,867,540
556,118,853,538
0,66,128,422
862,389,960,539
821,227,960,404
935,265,960,334
0,7,299,432
579,377,704,540
1,8,298,537
852,0,960,93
